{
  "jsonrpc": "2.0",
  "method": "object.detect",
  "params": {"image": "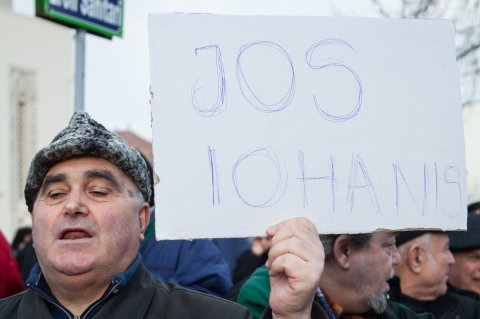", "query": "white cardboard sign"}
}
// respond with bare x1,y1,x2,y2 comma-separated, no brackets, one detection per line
148,14,466,239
